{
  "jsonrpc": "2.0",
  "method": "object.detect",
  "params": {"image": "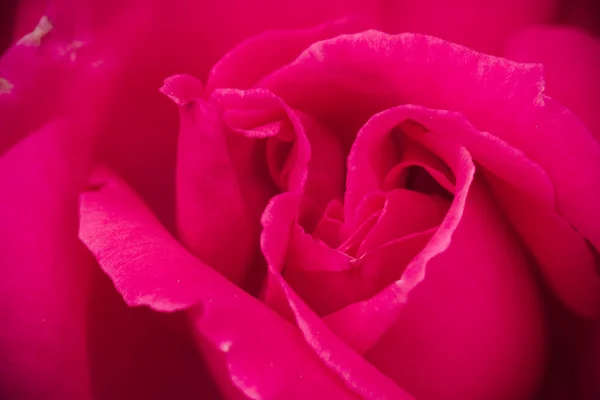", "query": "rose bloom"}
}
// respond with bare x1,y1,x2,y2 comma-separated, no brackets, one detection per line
1,1,600,399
